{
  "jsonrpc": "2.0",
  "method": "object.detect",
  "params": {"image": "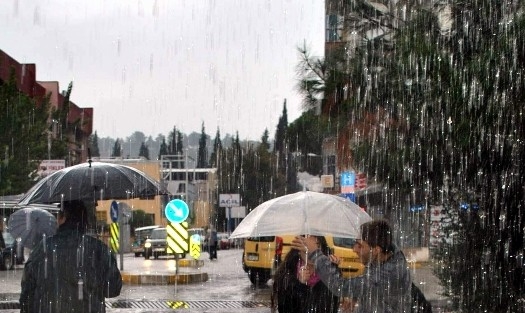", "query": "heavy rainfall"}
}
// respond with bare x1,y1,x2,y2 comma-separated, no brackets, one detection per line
1,1,524,313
